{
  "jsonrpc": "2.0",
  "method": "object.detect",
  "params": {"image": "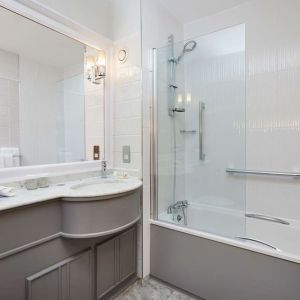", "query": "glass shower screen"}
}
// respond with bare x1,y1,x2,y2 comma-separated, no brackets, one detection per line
153,24,246,239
